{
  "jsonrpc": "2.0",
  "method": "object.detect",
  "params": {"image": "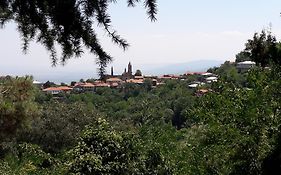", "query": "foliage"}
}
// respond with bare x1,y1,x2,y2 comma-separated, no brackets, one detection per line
235,51,251,63
0,143,64,175
1,31,281,174
66,118,138,175
182,67,281,174
0,66,280,174
245,30,279,67
18,102,102,153
208,61,247,87
0,76,38,143
0,0,157,77
138,124,186,174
